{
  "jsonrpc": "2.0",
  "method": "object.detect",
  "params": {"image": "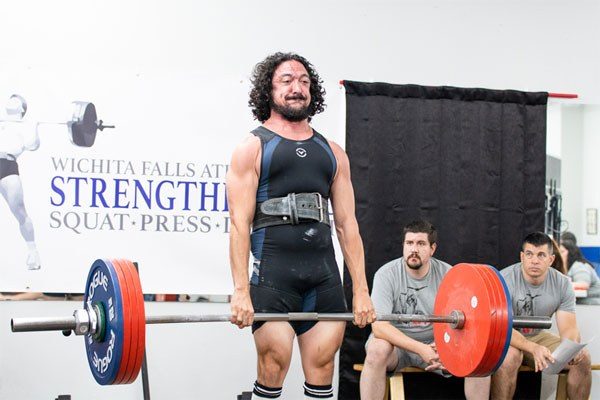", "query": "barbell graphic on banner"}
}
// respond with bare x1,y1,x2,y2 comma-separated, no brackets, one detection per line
1,100,114,147
11,260,552,384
